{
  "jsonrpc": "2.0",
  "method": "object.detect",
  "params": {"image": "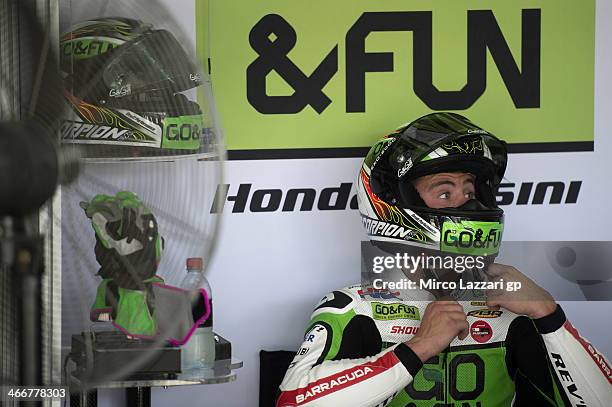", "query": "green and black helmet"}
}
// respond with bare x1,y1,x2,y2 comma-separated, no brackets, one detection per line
357,112,507,258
